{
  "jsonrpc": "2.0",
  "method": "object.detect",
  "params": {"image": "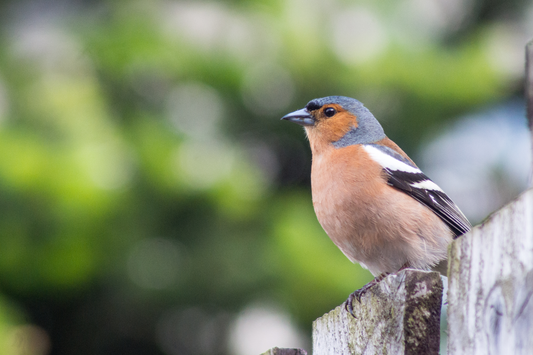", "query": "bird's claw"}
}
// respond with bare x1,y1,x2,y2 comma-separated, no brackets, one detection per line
344,281,377,318
344,272,391,318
